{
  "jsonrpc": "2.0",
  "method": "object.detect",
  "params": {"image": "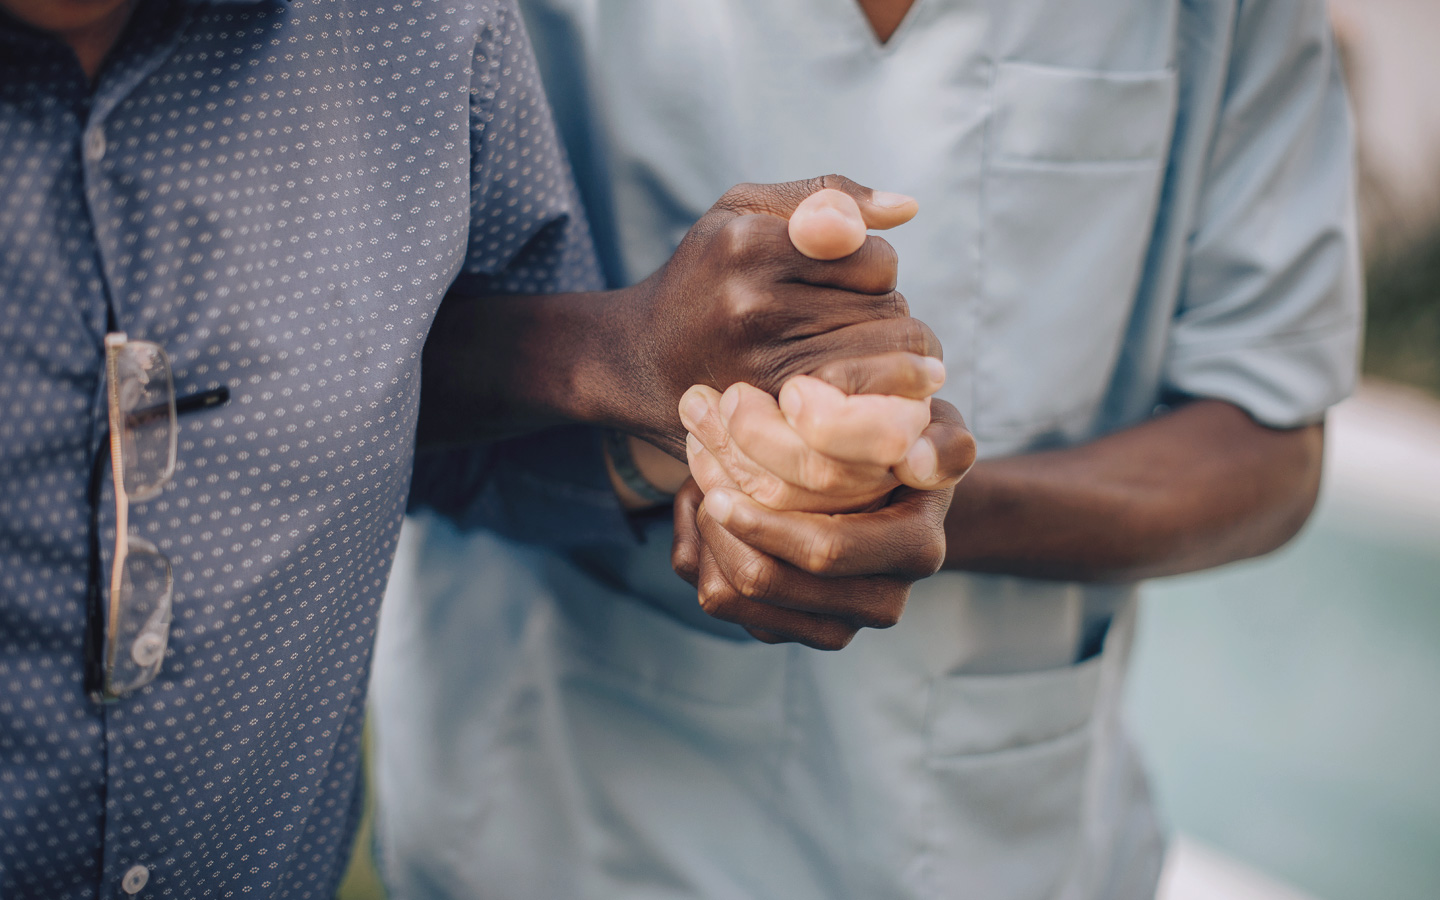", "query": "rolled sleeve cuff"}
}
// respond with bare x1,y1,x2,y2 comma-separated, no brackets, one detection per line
1163,319,1361,427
